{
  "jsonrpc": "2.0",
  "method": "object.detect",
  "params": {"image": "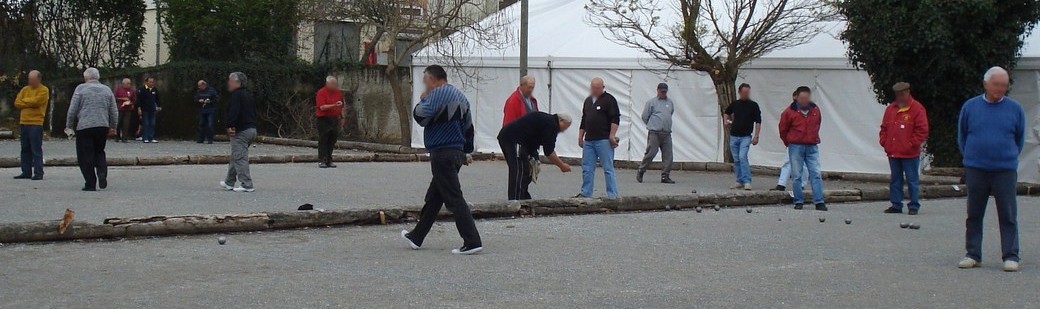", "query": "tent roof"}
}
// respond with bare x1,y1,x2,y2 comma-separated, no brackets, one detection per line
413,0,1040,69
